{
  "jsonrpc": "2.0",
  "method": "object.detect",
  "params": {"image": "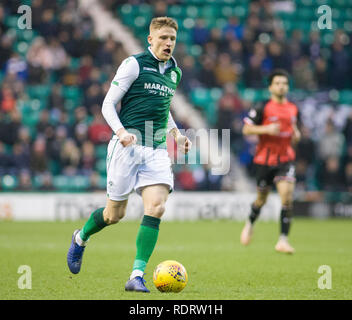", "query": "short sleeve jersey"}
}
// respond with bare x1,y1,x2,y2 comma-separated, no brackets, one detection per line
111,48,182,149
244,99,299,166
